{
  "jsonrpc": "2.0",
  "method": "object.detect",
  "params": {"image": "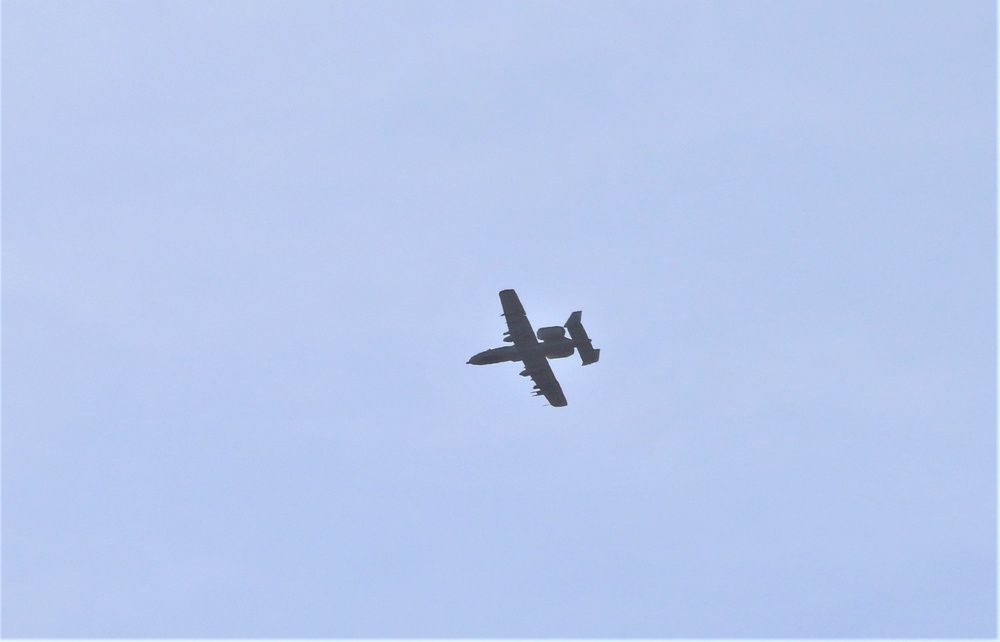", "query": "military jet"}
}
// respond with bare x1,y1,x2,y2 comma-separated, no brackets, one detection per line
467,289,600,406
